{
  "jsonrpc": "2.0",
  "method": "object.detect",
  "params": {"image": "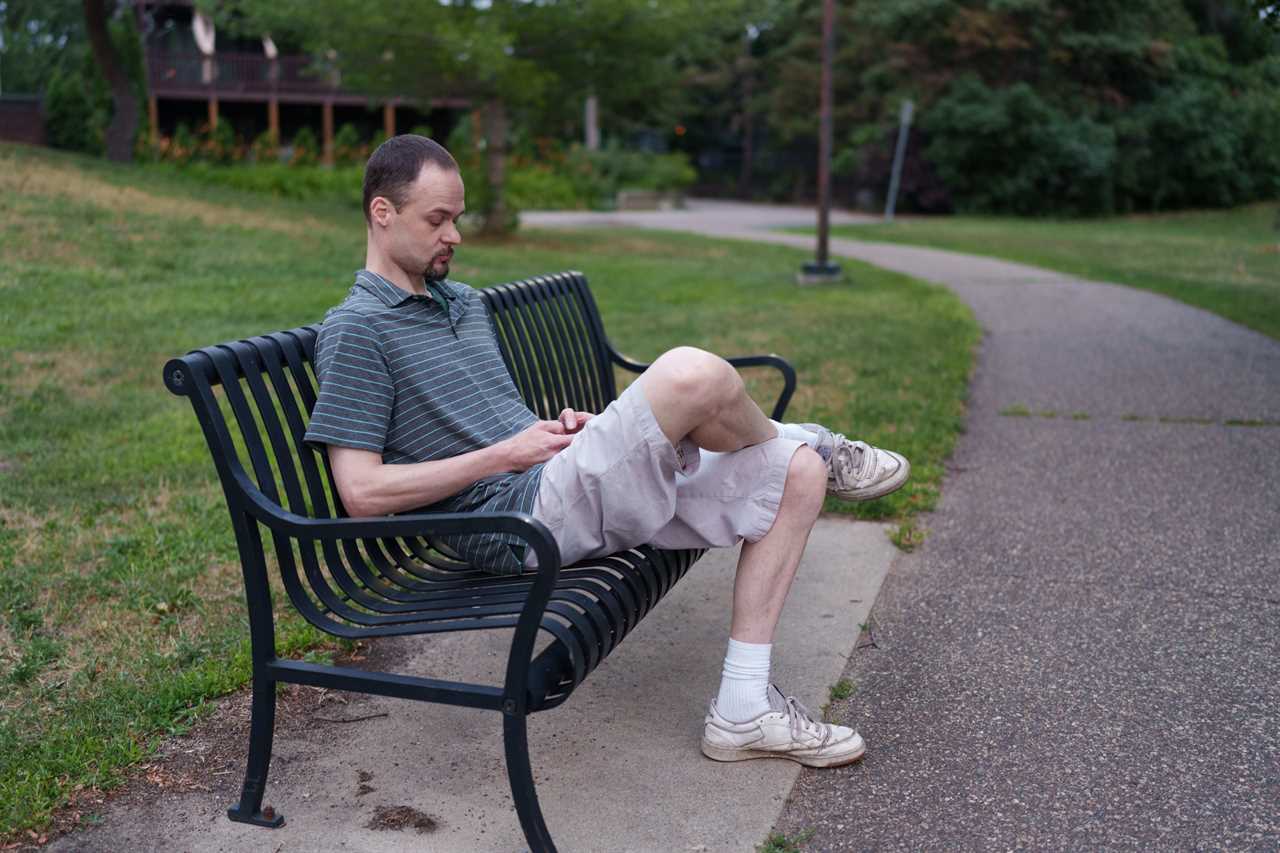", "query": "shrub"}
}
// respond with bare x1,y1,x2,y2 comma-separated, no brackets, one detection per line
506,165,585,210
923,76,1116,216
332,123,364,167
42,15,148,158
168,122,198,165
202,119,239,165
249,130,280,164
569,143,697,196
43,48,110,156
1114,81,1255,211
289,126,320,166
